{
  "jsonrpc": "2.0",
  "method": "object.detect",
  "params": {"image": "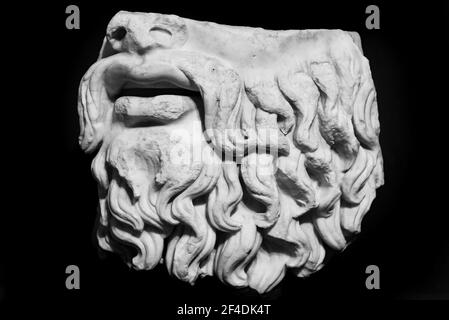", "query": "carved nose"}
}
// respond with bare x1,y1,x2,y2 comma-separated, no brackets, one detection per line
106,11,155,53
